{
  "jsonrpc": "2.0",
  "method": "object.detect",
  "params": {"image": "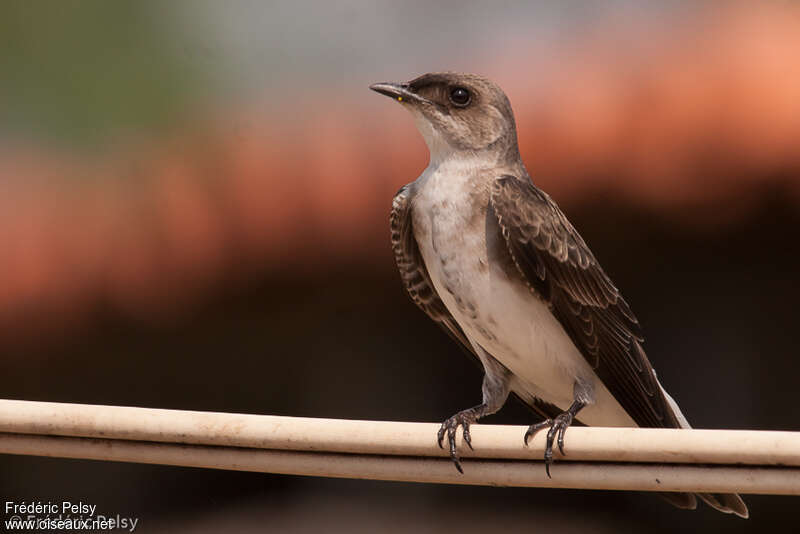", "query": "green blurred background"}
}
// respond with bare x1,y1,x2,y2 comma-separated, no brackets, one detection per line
2,1,799,531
